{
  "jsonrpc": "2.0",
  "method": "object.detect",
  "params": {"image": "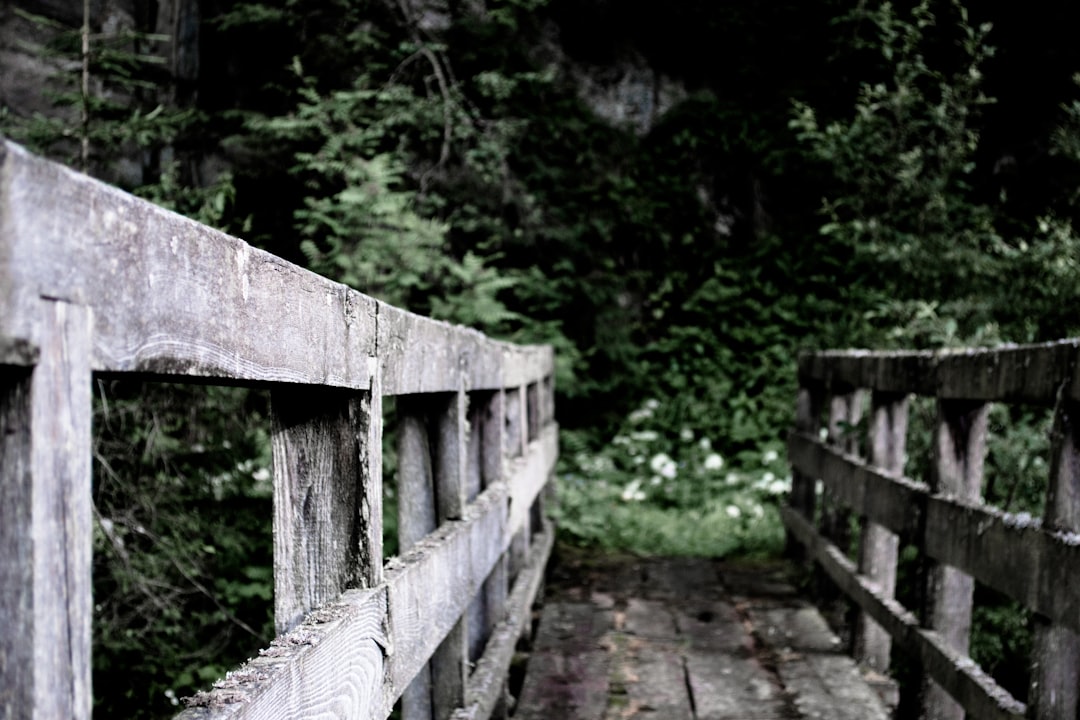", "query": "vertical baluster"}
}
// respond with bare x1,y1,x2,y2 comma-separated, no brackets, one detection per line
506,386,528,580
483,390,511,718
432,387,469,718
466,393,488,666
398,395,437,720
0,301,93,720
1029,389,1080,719
787,383,824,558
919,399,988,720
854,392,909,675
816,387,863,605
271,378,383,634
